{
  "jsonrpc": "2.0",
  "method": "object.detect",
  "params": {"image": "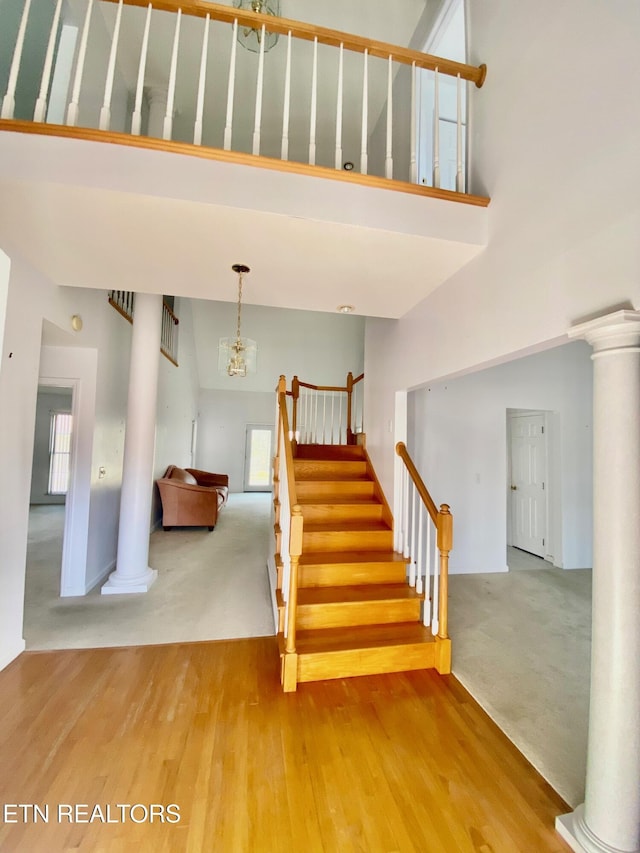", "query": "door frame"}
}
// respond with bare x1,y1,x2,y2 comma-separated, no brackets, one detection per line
506,409,553,563
243,423,274,492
